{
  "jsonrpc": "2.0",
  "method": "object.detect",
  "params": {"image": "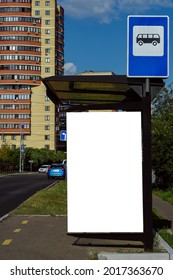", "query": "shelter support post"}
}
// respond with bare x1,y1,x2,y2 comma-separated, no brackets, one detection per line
142,80,153,251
